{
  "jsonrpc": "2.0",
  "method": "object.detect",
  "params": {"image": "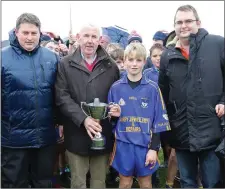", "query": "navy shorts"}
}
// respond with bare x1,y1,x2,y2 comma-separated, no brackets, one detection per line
110,140,159,177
